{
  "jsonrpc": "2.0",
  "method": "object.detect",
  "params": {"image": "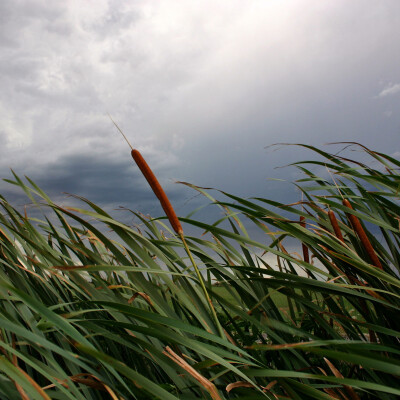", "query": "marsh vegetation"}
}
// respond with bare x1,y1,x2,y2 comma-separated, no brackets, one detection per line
0,143,399,399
